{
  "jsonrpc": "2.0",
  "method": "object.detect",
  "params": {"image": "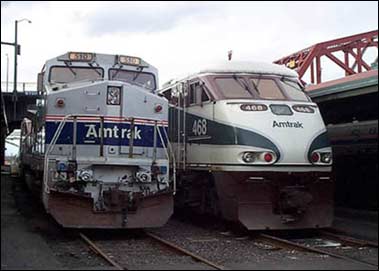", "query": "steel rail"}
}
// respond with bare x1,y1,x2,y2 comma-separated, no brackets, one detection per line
259,233,378,268
79,233,124,270
319,229,378,248
145,231,227,270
